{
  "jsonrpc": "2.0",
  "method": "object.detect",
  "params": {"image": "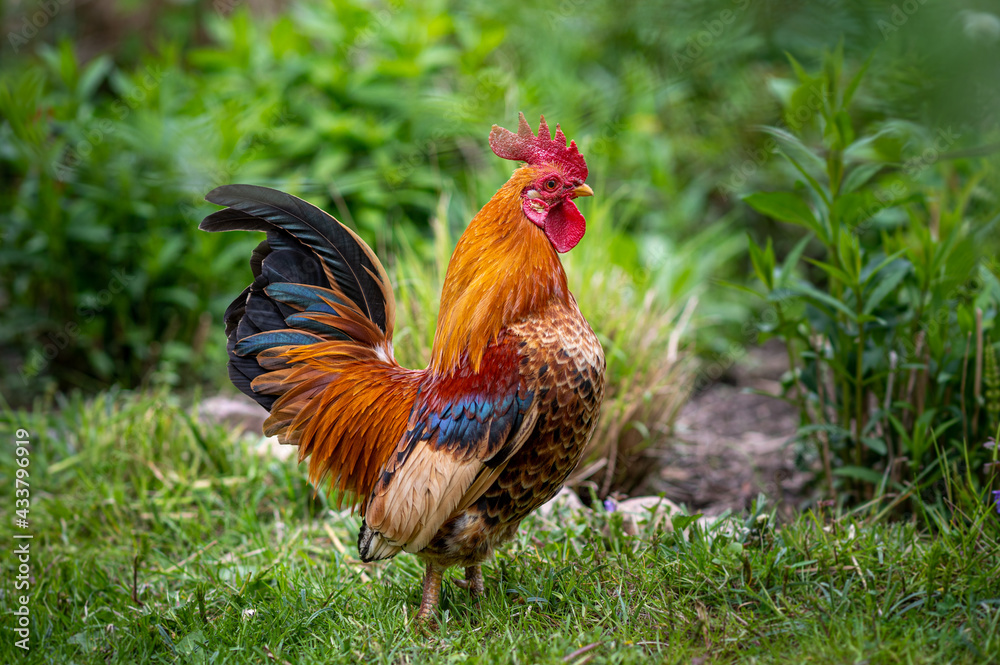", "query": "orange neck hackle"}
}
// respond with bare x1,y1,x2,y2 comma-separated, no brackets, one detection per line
429,166,570,375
